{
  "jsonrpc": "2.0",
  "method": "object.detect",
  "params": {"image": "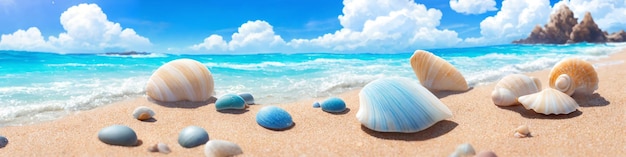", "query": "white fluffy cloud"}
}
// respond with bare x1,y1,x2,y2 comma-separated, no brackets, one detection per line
0,3,151,53
192,0,461,53
191,20,286,53
465,0,552,45
450,0,498,15
554,0,626,33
